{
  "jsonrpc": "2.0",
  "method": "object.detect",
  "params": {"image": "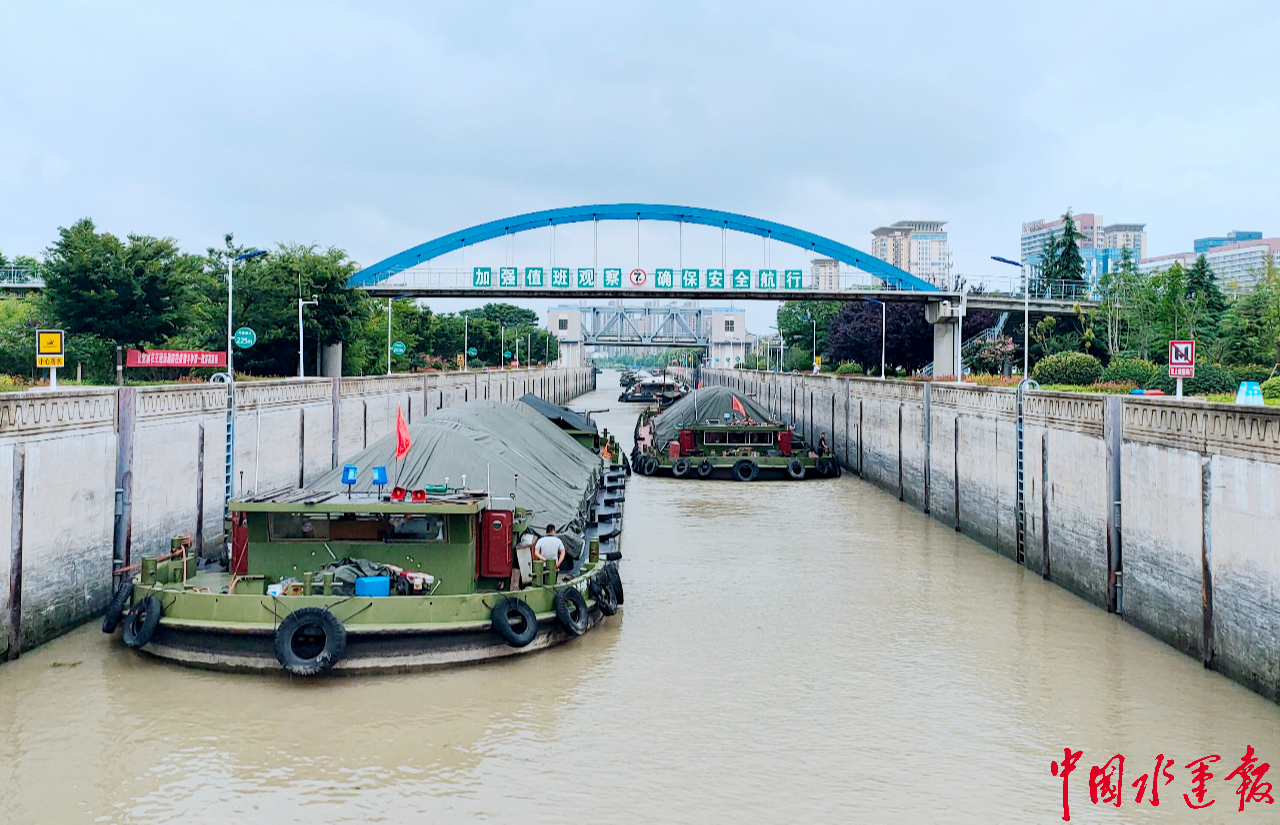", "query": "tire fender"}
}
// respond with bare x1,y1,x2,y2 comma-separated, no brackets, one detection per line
491,598,539,647
122,596,162,649
554,587,589,636
102,579,134,634
274,607,347,675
